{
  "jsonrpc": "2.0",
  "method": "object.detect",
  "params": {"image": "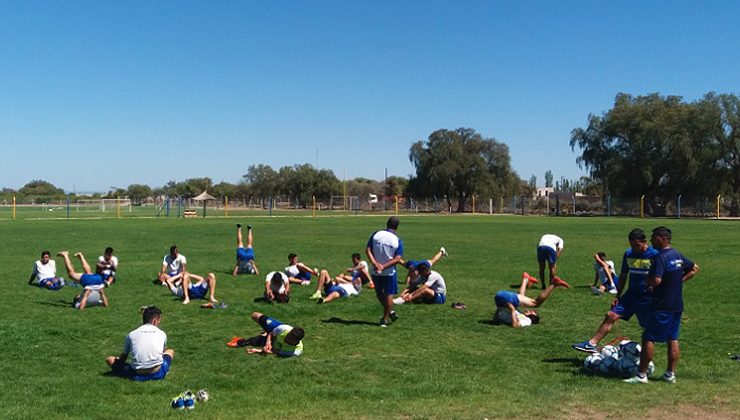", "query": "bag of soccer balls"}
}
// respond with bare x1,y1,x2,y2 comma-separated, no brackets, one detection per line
582,340,654,378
